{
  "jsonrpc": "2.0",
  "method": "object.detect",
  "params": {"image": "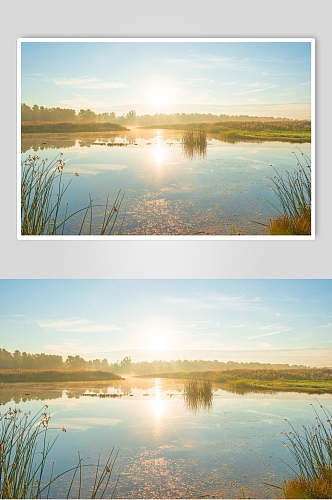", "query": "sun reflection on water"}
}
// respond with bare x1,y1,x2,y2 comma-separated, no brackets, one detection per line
151,378,164,423
152,131,165,169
